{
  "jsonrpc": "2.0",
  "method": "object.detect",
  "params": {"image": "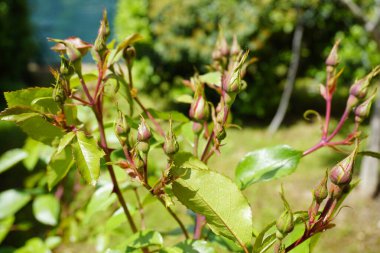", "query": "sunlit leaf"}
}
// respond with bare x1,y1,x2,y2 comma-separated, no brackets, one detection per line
23,138,44,171
47,133,75,190
14,237,51,253
85,184,117,223
199,72,221,87
125,230,163,251
0,149,28,174
0,215,15,244
146,109,189,123
235,145,302,189
4,87,60,114
72,131,105,185
160,240,216,253
32,194,60,226
171,155,252,248
0,107,65,145
0,189,31,219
